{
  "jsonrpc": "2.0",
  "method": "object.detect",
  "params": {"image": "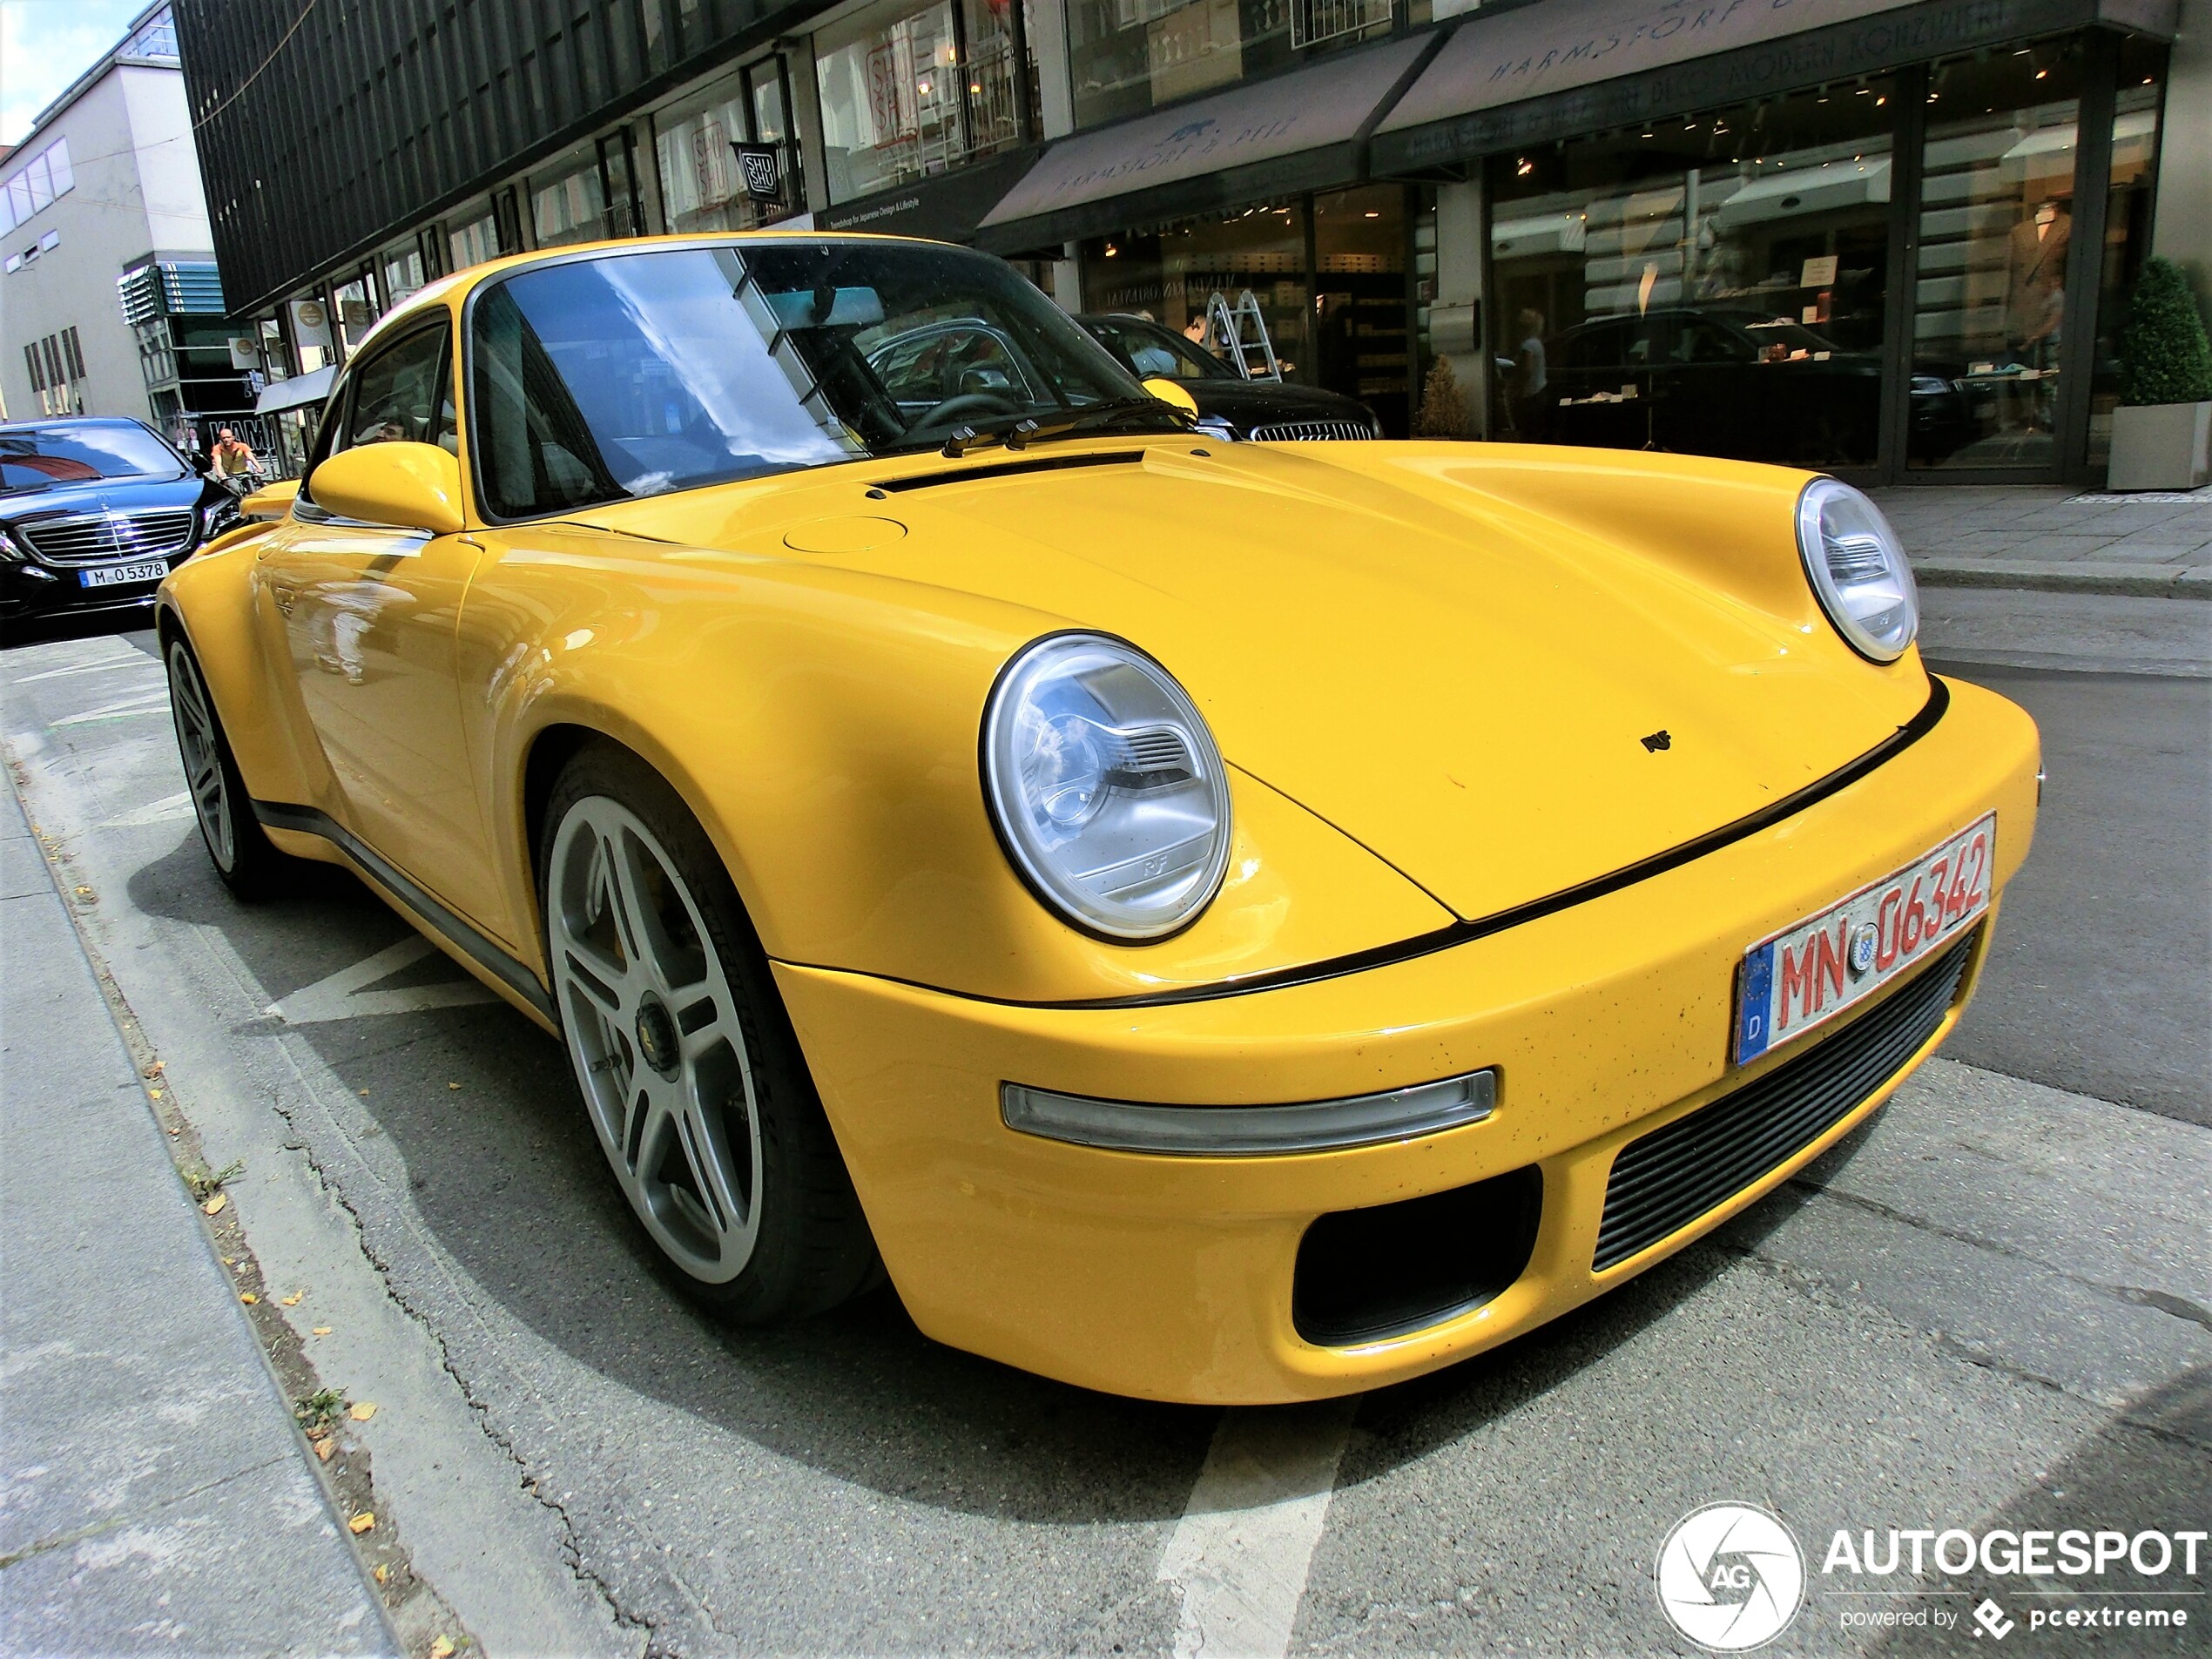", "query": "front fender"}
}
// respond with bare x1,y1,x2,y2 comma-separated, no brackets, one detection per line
158,532,317,809
462,528,1451,1004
